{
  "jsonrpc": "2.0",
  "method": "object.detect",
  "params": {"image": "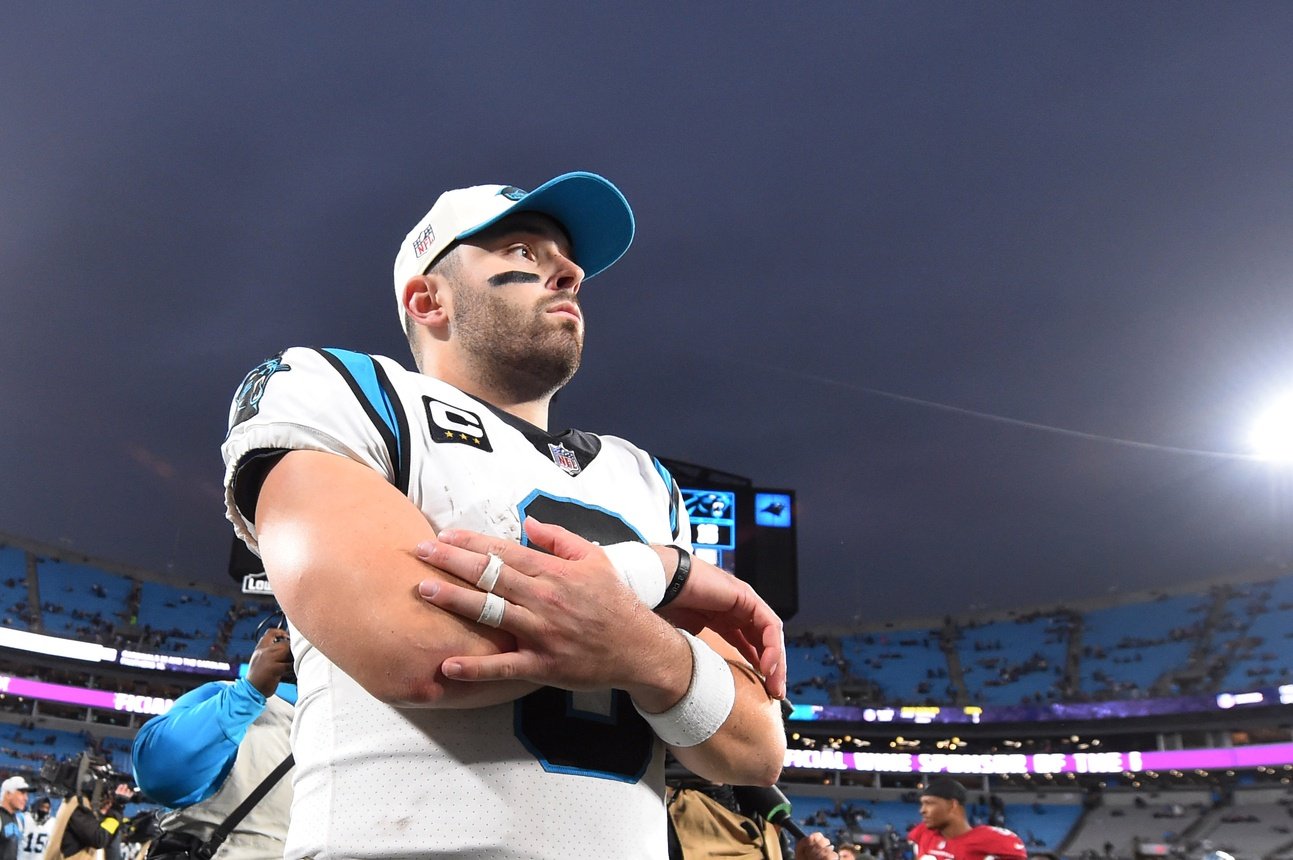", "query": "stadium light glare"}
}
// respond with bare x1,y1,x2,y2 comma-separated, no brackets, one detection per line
1251,392,1293,463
